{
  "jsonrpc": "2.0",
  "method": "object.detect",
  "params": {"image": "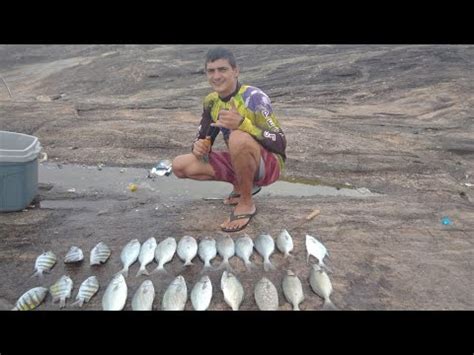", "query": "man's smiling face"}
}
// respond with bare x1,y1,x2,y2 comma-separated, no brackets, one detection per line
206,58,239,98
